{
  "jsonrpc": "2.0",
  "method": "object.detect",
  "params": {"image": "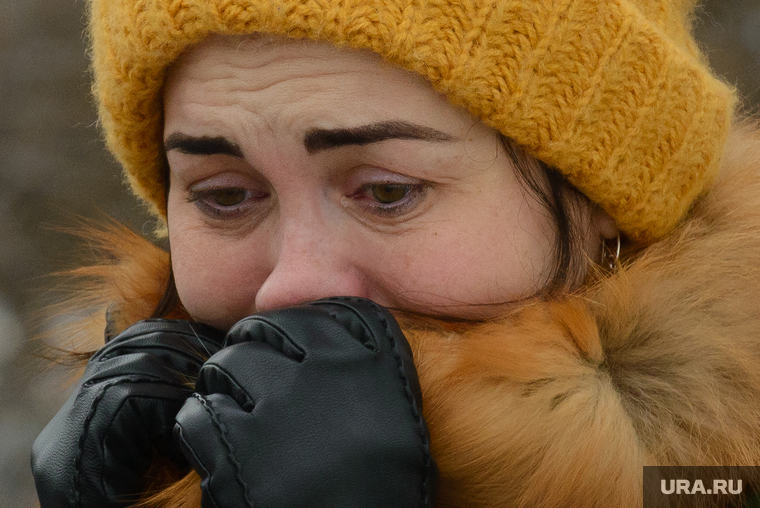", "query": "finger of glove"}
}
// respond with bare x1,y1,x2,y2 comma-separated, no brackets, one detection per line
308,297,424,412
93,320,224,366
33,378,192,508
224,305,375,362
85,322,224,386
108,319,224,345
196,341,301,411
306,296,407,353
103,381,194,469
84,348,202,388
306,298,435,504
219,299,425,438
174,393,255,508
